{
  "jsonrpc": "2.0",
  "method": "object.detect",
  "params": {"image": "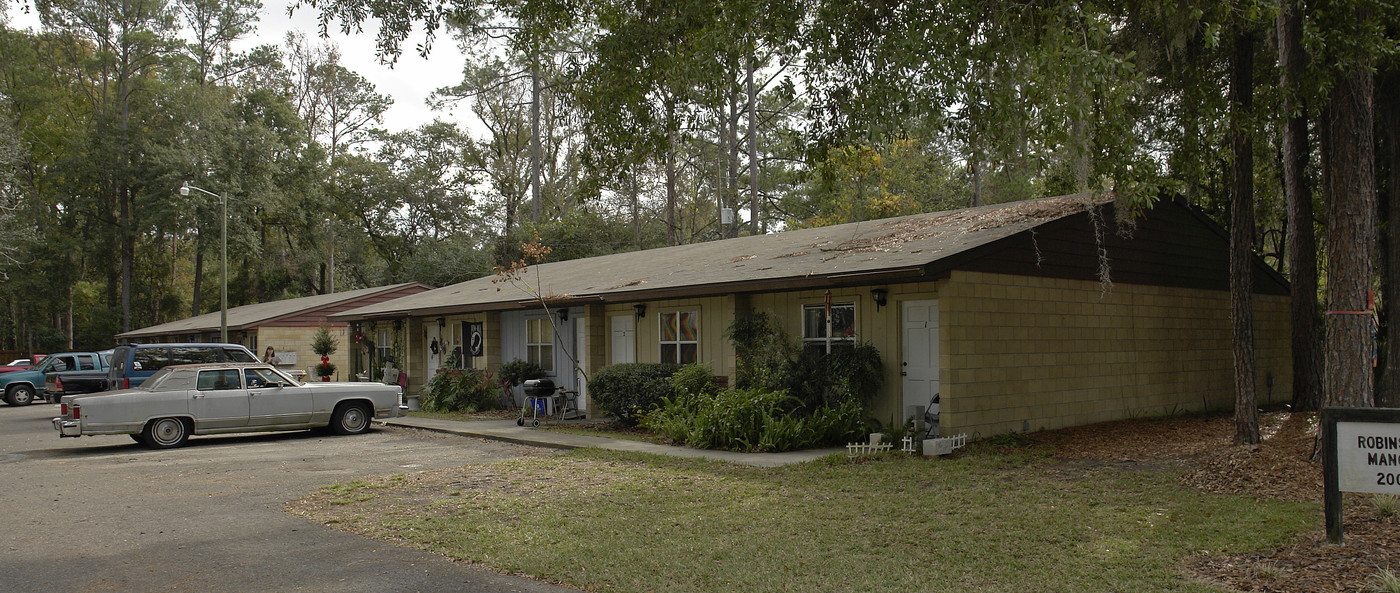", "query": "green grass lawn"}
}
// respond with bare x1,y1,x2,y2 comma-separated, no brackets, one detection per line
298,445,1316,593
